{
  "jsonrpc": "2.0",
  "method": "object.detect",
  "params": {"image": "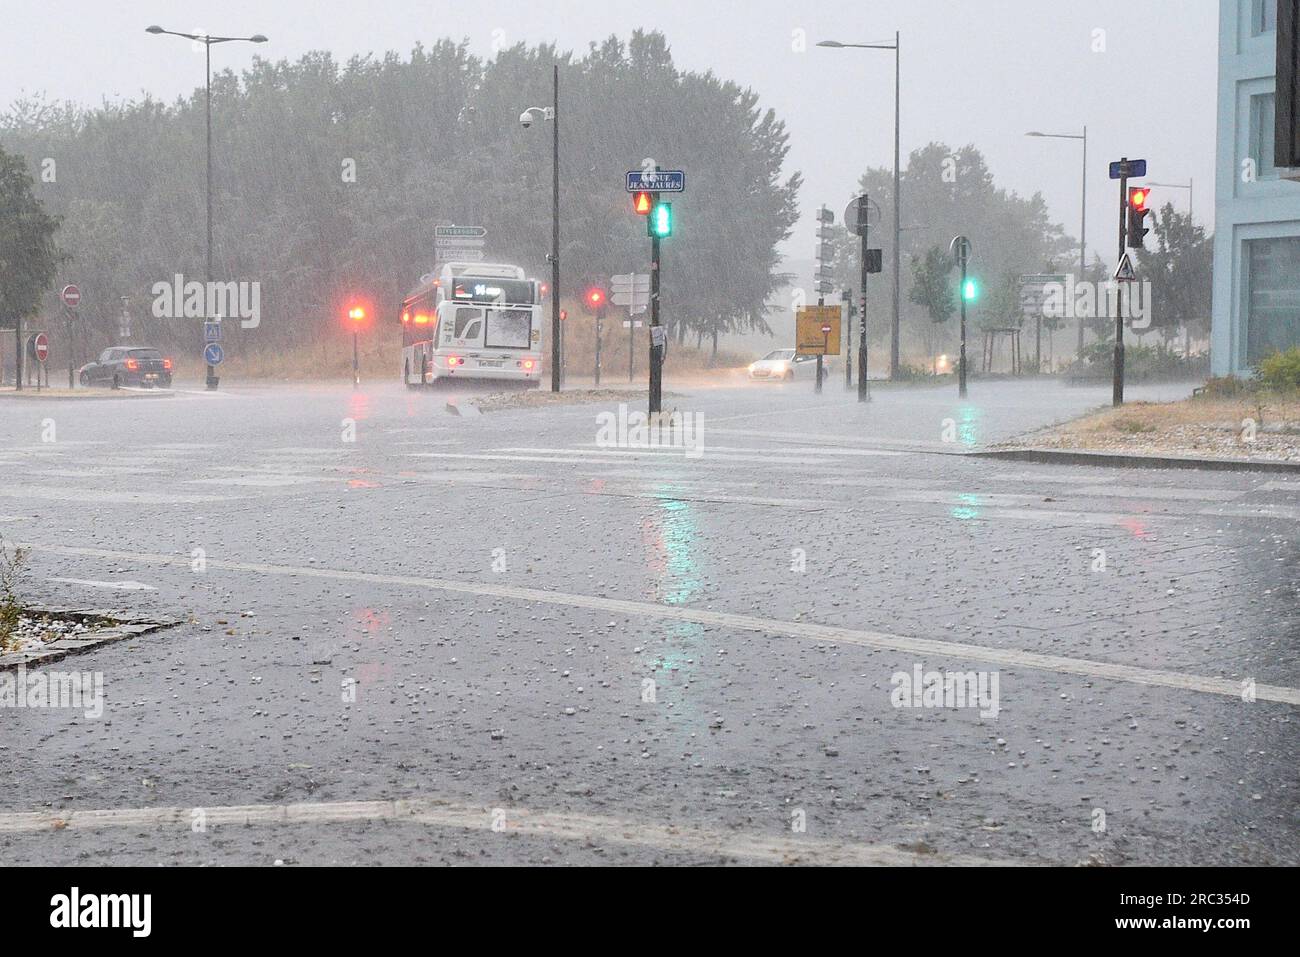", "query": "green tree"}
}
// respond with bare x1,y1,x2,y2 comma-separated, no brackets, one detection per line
909,244,954,370
0,144,62,352
1,33,799,364
832,142,1072,362
1135,203,1212,353
909,245,955,324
